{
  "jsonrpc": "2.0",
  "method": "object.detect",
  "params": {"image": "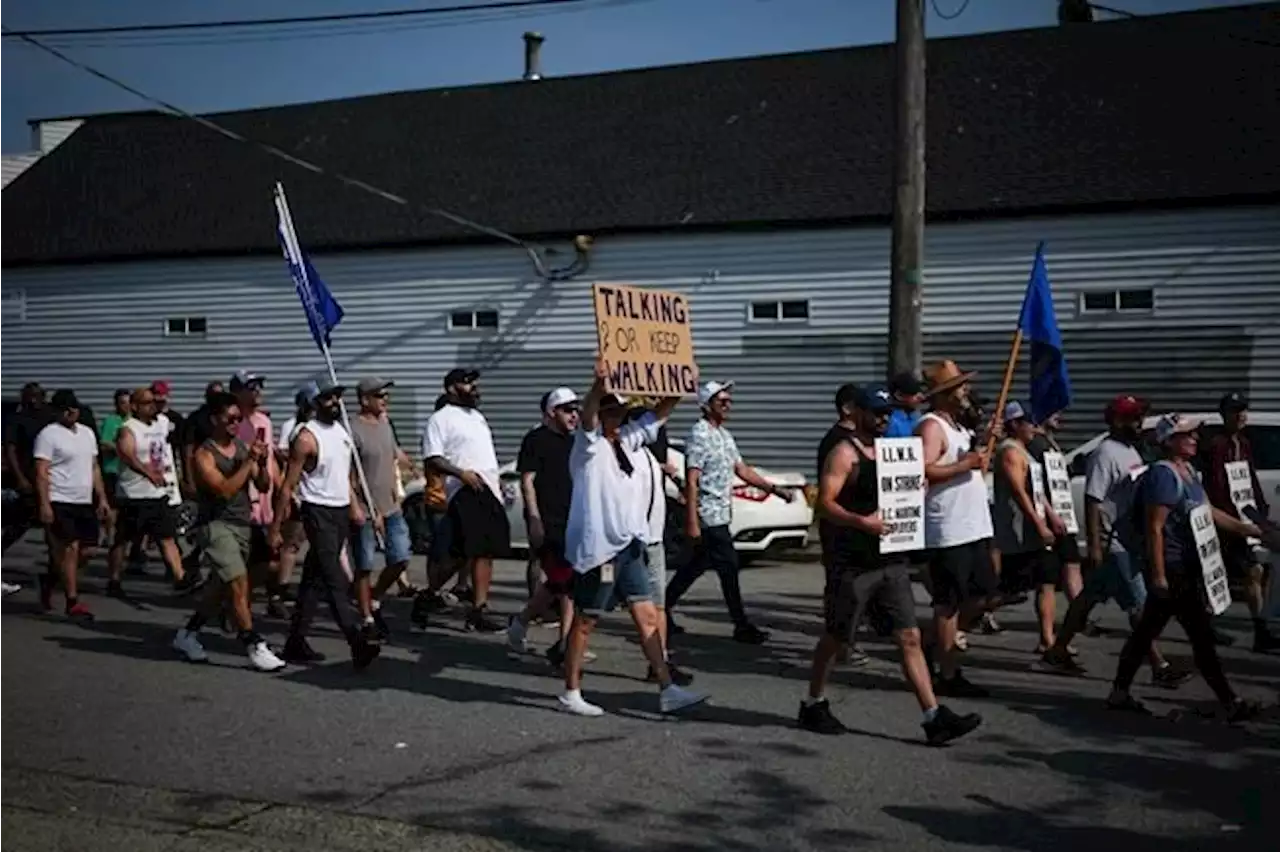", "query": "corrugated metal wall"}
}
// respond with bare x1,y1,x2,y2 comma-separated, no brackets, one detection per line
3,205,1277,472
